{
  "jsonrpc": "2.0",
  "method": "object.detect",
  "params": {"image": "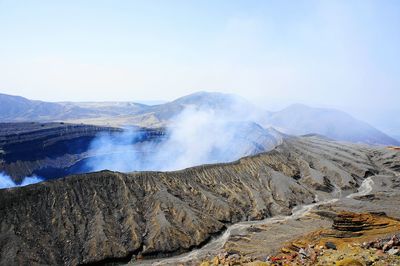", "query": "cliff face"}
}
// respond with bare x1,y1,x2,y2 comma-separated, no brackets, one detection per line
0,123,163,182
0,122,281,183
0,136,393,266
